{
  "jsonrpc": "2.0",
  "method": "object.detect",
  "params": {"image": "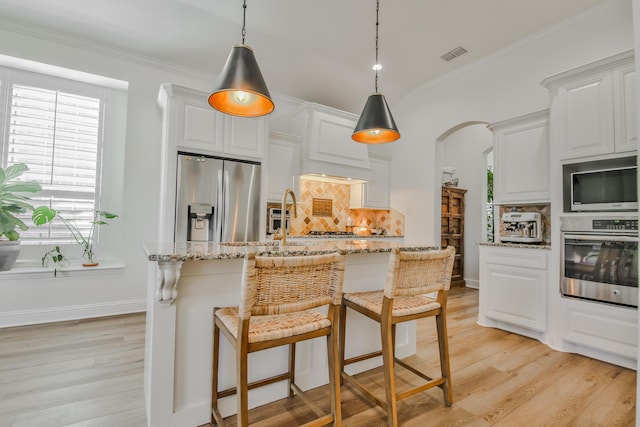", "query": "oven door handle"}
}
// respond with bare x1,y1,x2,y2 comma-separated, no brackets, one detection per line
563,233,638,242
